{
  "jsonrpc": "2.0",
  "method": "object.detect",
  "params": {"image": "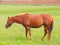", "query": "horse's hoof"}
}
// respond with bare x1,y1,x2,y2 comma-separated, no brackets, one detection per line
41,39,43,41
26,38,28,40
30,38,33,40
